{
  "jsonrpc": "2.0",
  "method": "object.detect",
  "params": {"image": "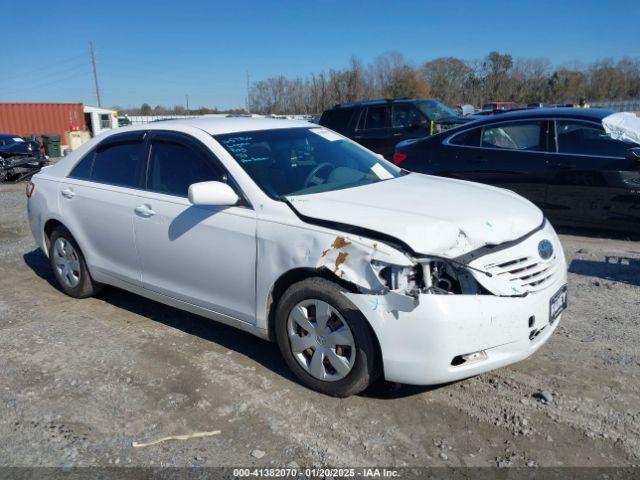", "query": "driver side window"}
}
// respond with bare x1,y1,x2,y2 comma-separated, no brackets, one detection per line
556,121,632,157
147,138,223,197
391,104,424,129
